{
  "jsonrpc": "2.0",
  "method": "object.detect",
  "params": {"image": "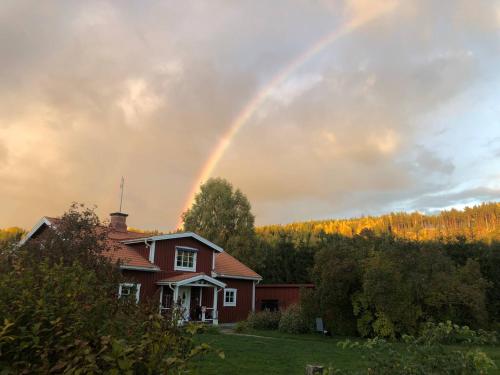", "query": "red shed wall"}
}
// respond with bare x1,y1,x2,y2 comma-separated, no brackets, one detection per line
217,278,255,323
255,284,314,311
